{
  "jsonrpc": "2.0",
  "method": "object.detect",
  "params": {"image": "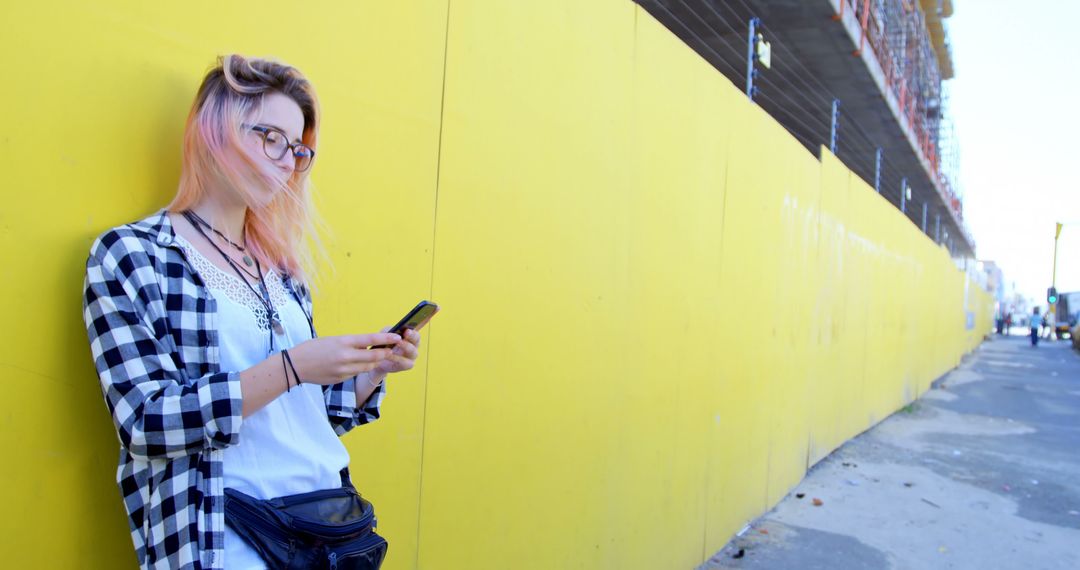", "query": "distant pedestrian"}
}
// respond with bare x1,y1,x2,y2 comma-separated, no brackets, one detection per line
1030,307,1043,346
1044,310,1057,340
